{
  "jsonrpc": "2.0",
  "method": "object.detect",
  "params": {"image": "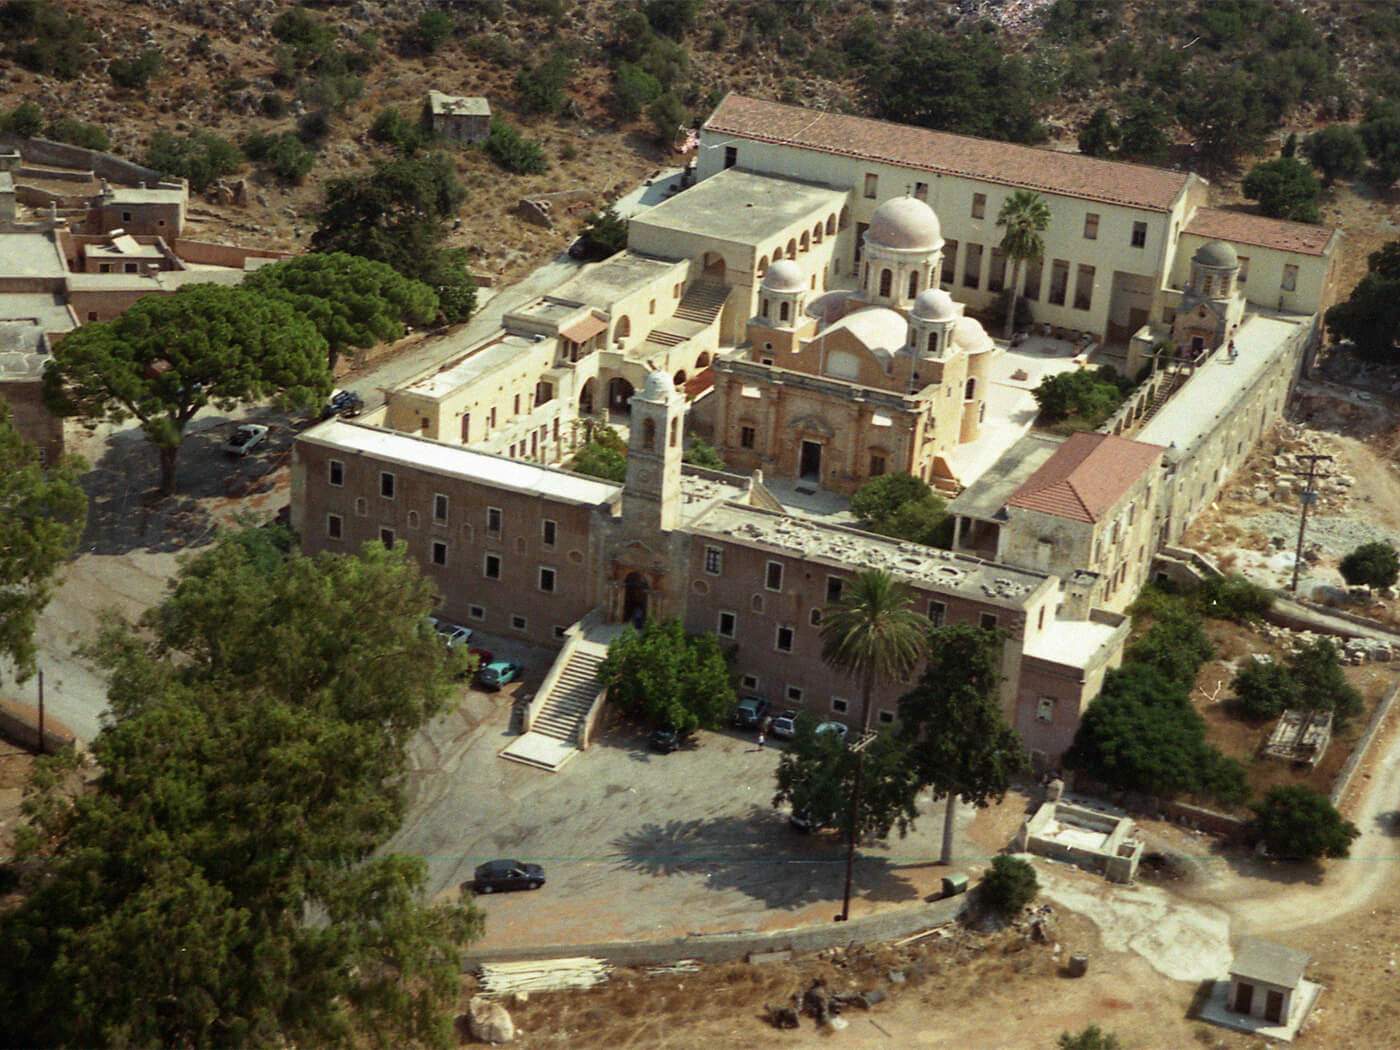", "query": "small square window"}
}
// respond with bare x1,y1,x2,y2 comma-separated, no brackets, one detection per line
809,608,823,627
328,460,344,486
826,577,844,603
511,614,527,631
1130,221,1147,248
484,553,501,579
380,472,395,499
1037,697,1055,723
434,493,449,524
705,546,723,575
971,193,986,219
765,561,784,592
326,513,342,539
431,540,448,566
740,425,756,449
1083,212,1099,240
717,610,736,638
487,506,502,535
741,674,760,691
928,600,946,627
379,527,395,549
407,510,420,530
539,567,556,592
878,710,895,725
786,685,804,703
979,612,998,631
468,604,486,621
775,625,794,652
914,181,929,201
542,519,557,546
831,697,849,714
